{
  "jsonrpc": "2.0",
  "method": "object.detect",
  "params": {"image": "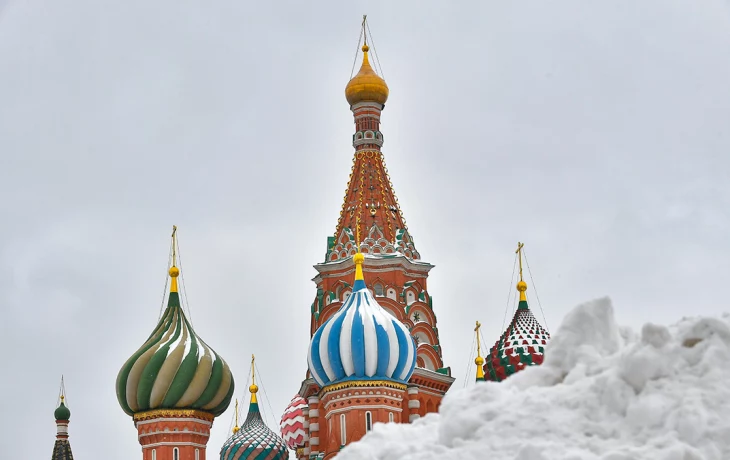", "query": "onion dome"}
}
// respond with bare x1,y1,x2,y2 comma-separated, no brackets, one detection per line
54,399,71,421
308,252,417,387
280,394,307,450
116,228,235,418
345,44,389,106
485,244,550,381
220,357,288,460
